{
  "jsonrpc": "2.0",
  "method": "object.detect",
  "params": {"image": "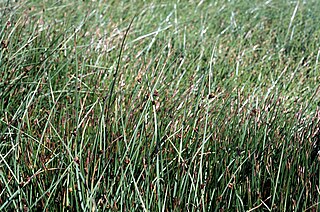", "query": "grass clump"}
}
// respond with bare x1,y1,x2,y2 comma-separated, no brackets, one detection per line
1,0,320,211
